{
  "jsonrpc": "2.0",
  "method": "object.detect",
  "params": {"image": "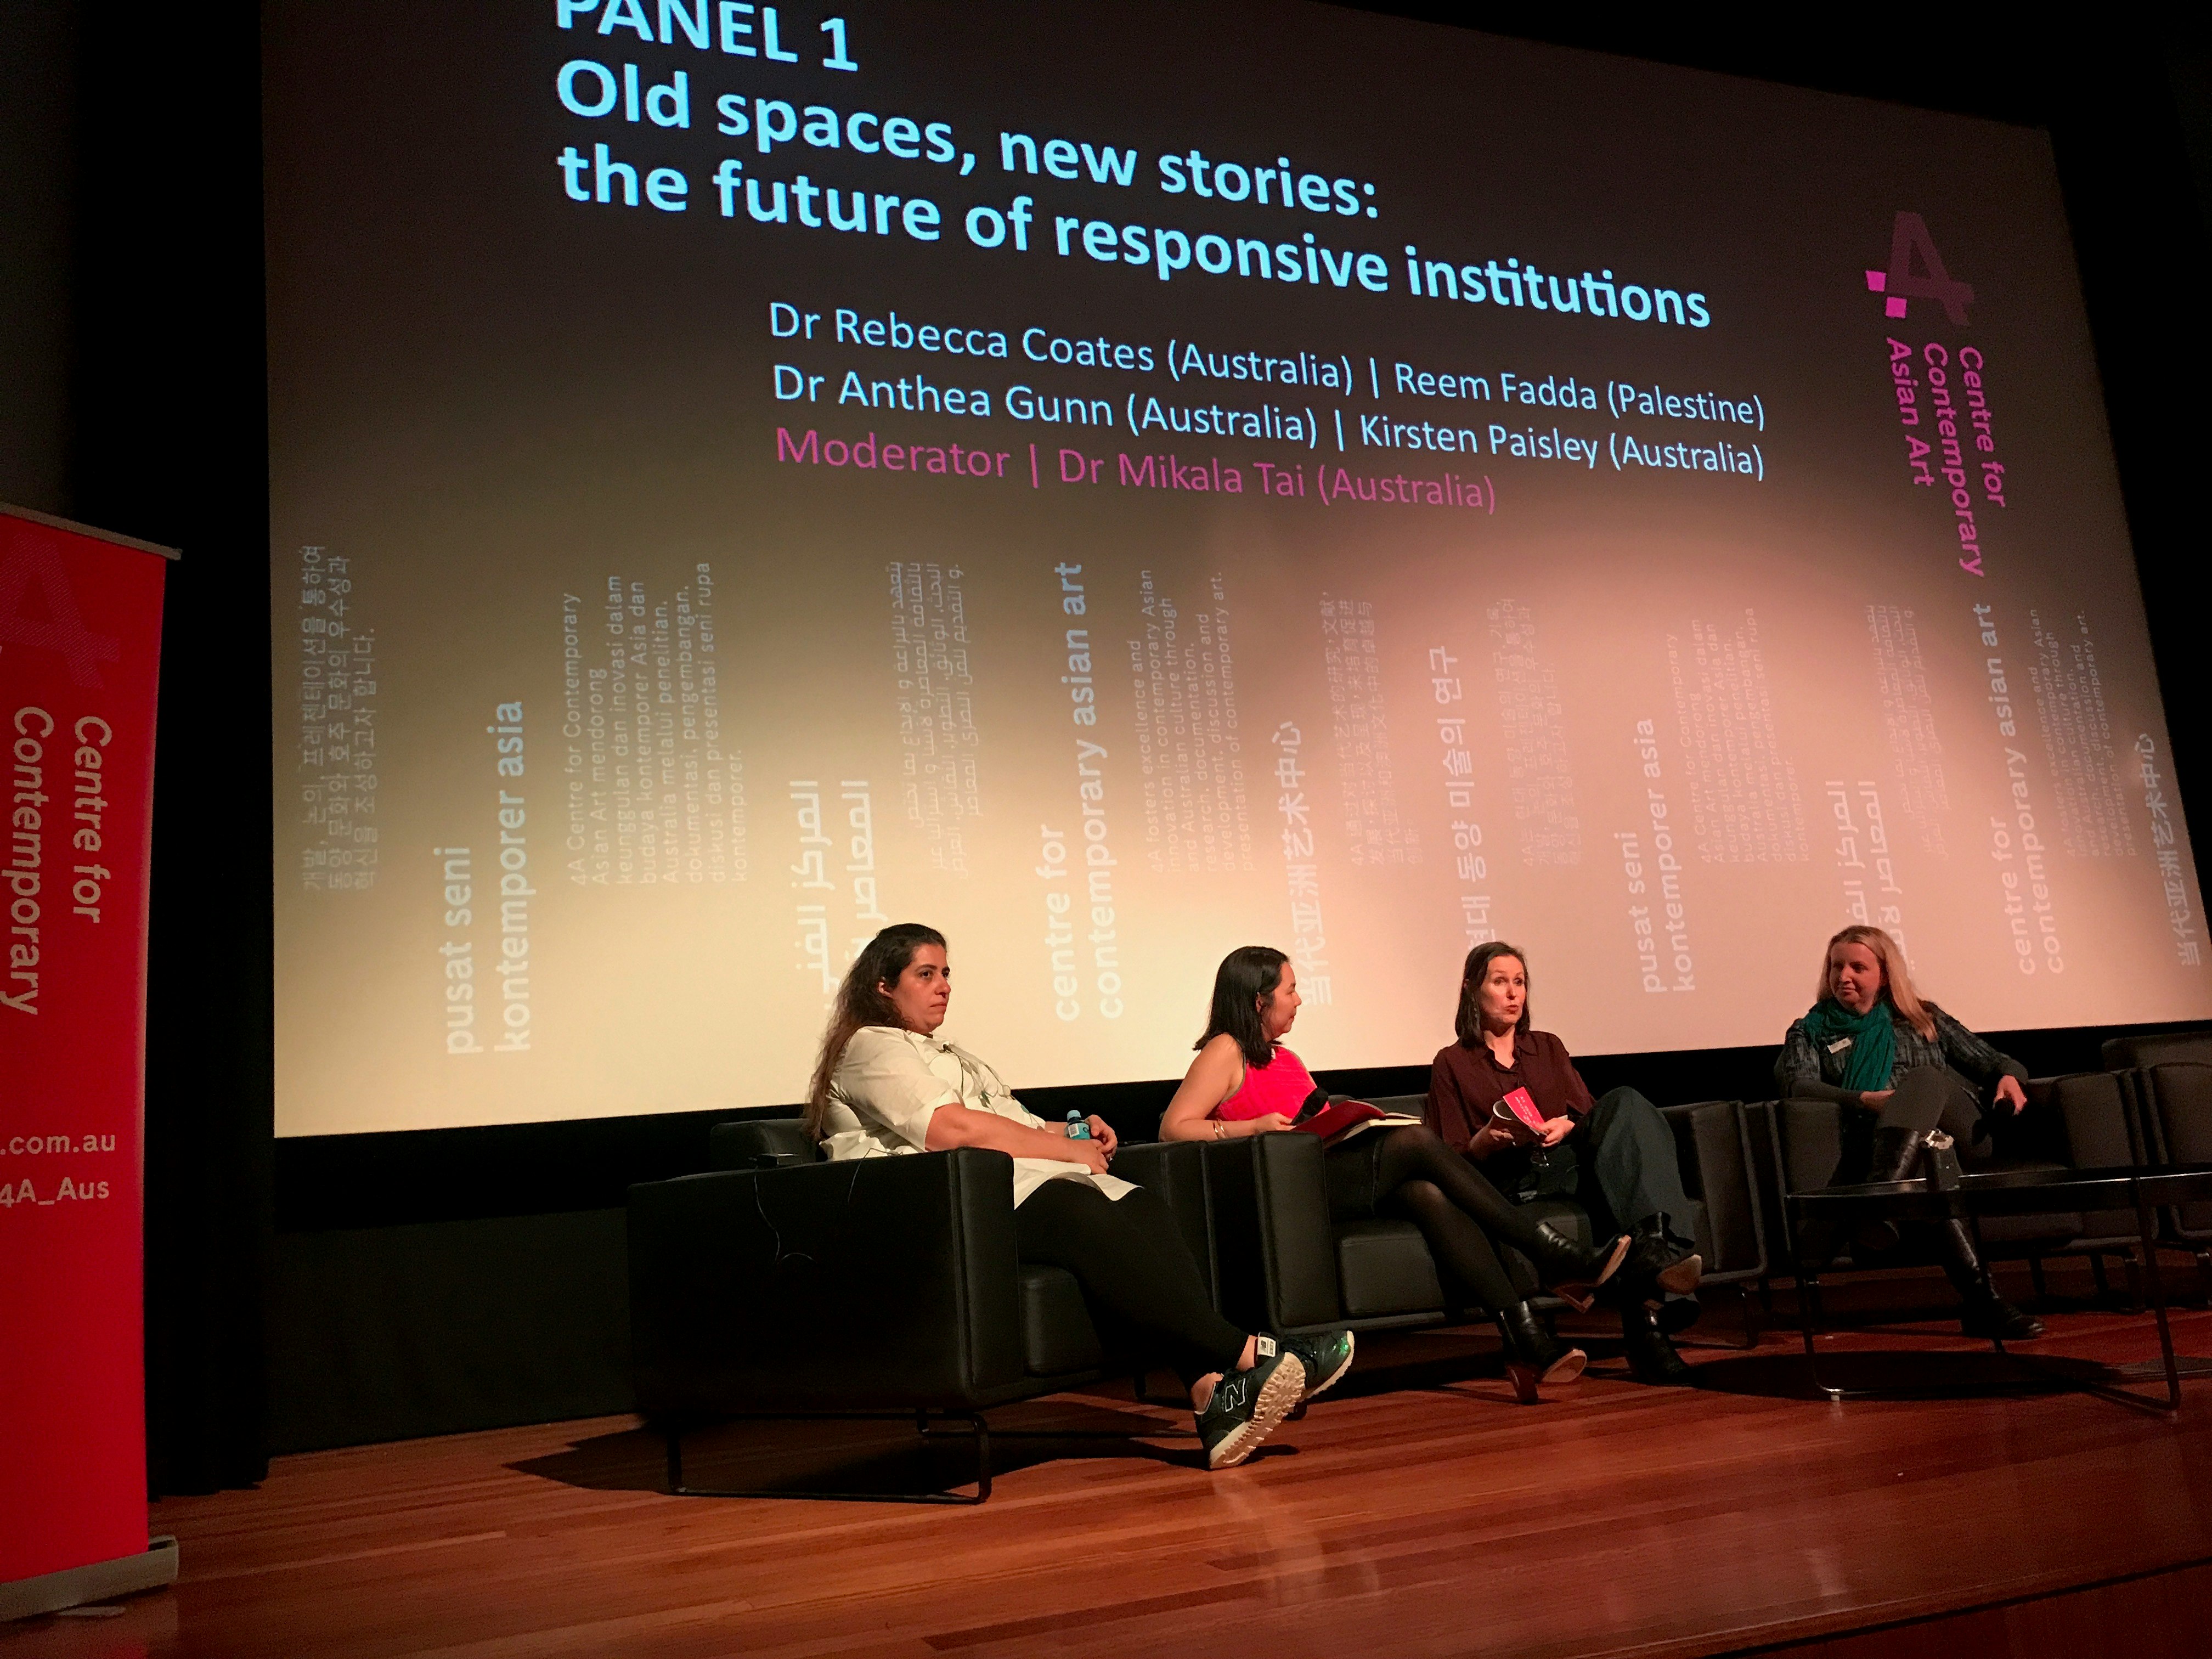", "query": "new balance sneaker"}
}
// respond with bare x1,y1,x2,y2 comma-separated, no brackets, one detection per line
1279,1329,1356,1403
1197,1336,1306,1470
